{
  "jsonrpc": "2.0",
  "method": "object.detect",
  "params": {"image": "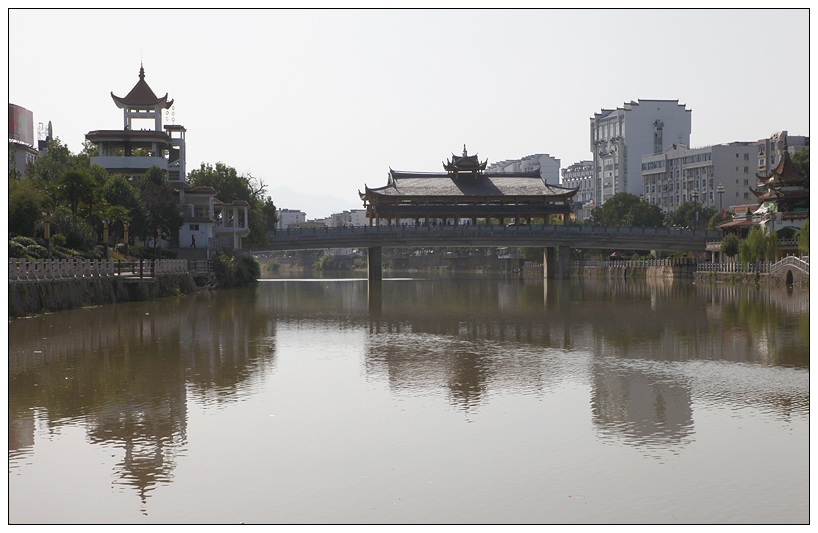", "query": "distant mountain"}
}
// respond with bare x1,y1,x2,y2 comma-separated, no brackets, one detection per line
268,186,361,220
